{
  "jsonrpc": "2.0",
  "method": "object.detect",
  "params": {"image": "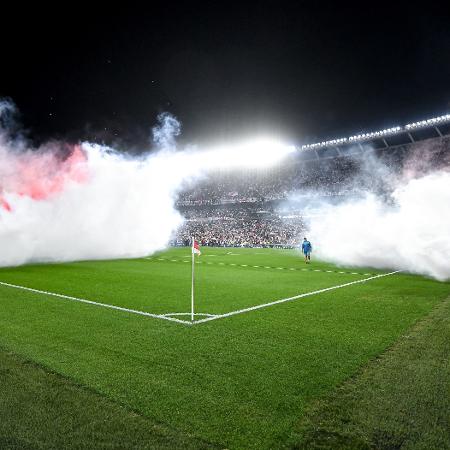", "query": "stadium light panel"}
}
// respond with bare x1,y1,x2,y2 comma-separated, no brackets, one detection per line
301,125,402,151
348,126,401,142
301,137,347,150
405,113,450,130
